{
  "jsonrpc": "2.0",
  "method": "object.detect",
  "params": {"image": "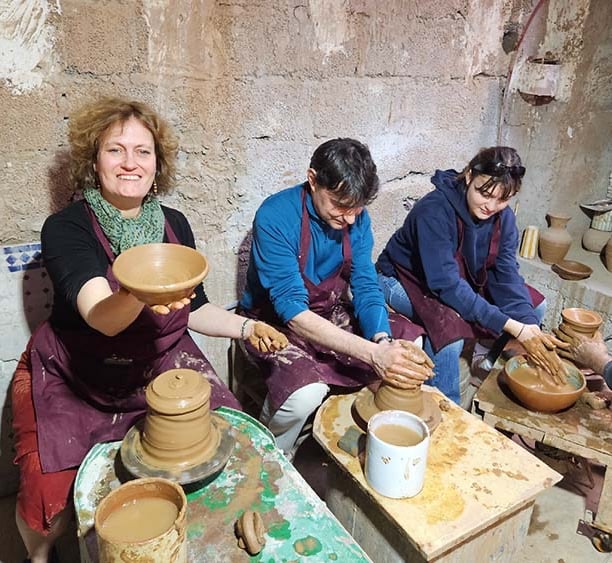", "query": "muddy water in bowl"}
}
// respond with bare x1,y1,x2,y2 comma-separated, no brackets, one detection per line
95,477,187,563
504,355,586,413
365,410,430,499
